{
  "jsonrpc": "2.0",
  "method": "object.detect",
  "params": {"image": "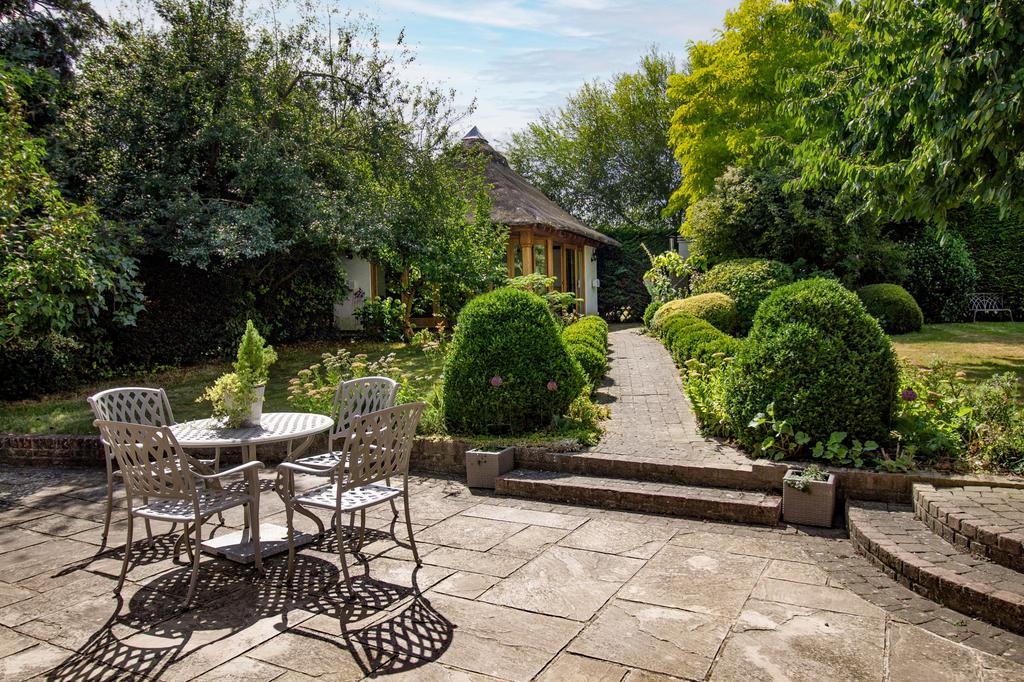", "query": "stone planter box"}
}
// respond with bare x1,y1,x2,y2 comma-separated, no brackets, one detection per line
783,469,836,527
465,446,514,489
